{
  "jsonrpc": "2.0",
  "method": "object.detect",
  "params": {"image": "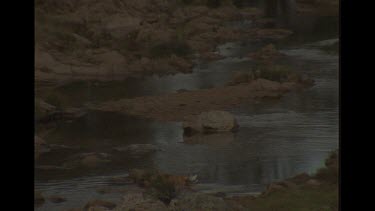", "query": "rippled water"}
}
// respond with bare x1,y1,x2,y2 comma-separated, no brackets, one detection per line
35,17,339,211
